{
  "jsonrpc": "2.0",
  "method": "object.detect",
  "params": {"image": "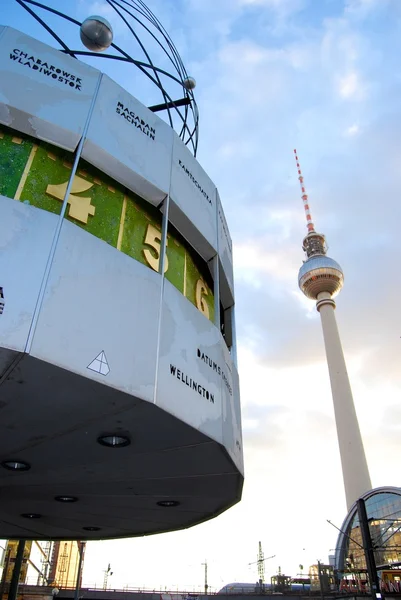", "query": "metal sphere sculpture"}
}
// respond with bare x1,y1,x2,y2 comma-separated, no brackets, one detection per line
12,0,199,156
298,255,344,300
183,76,196,91
80,16,113,52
